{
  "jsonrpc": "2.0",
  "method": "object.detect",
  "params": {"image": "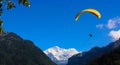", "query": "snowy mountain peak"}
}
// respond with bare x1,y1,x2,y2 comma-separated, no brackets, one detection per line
44,46,79,65
53,46,59,48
